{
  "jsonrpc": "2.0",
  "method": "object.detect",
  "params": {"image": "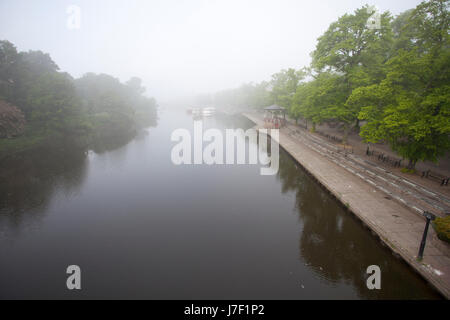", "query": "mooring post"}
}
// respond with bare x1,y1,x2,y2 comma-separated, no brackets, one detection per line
417,211,436,260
